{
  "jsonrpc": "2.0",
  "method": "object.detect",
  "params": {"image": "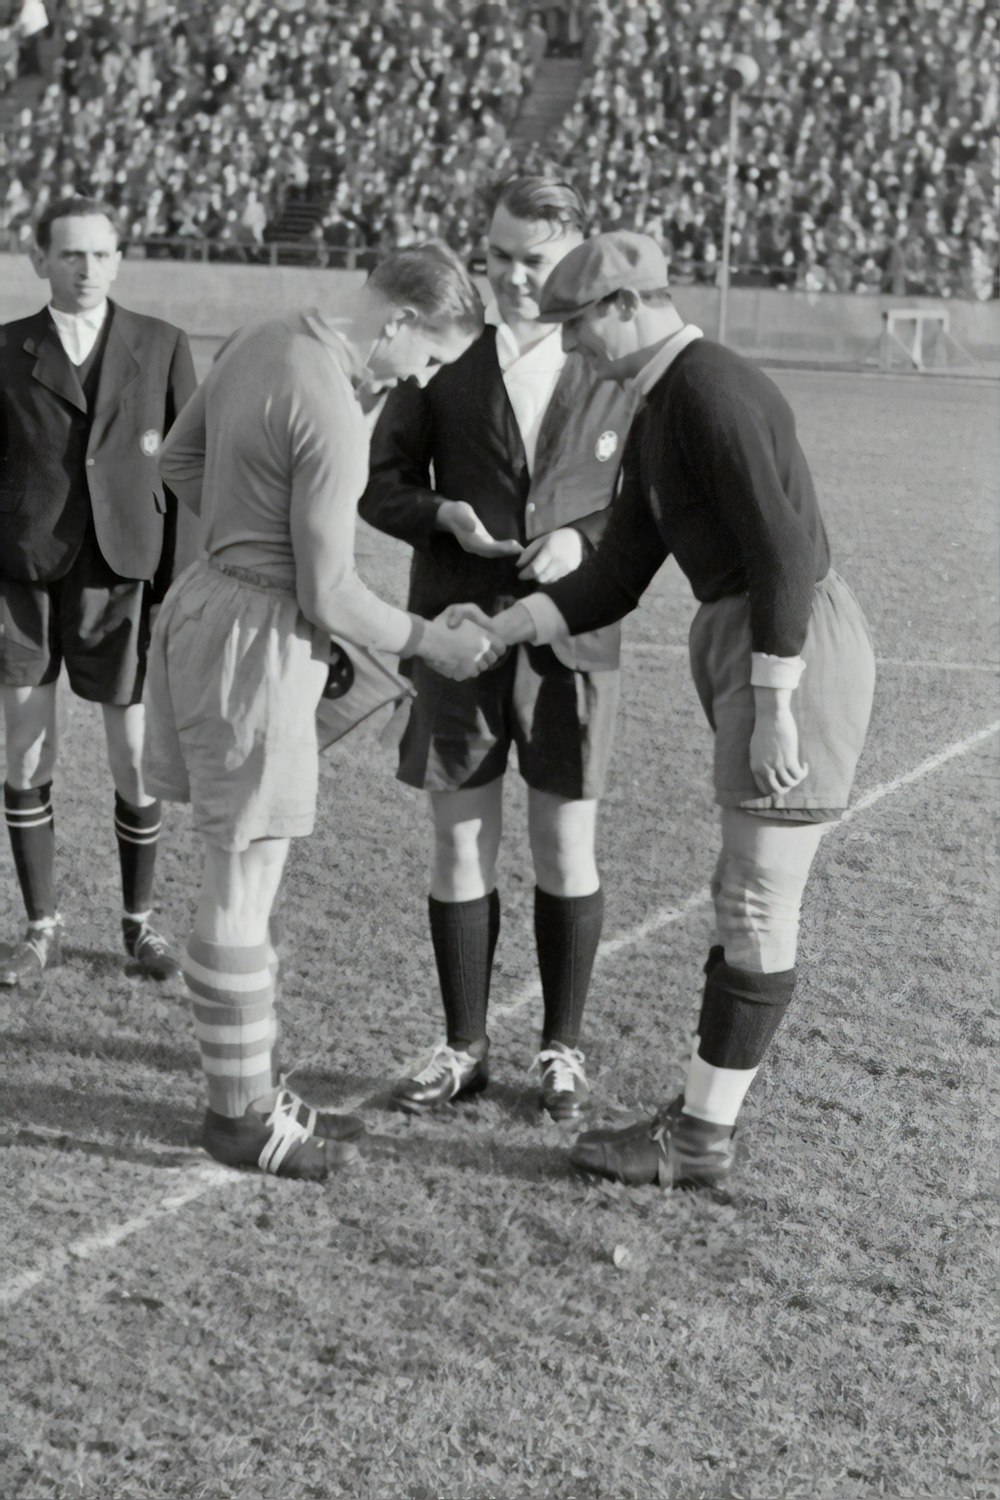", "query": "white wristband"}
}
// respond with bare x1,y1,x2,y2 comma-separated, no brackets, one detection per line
750,652,806,690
